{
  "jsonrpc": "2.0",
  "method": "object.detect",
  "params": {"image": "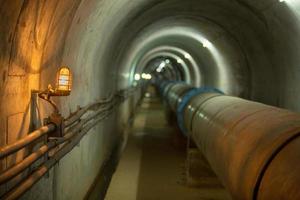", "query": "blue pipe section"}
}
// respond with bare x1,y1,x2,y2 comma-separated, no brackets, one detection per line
157,81,223,136
176,87,224,136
